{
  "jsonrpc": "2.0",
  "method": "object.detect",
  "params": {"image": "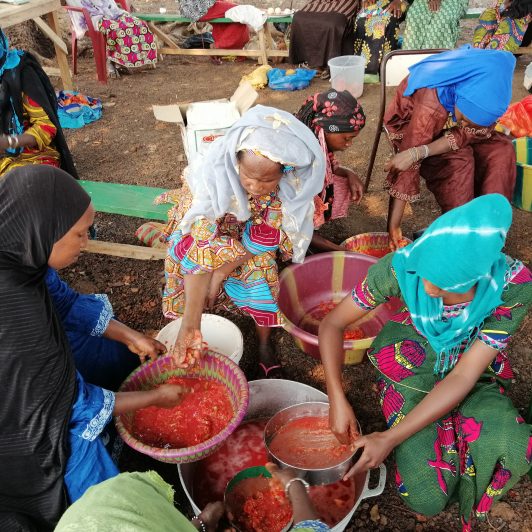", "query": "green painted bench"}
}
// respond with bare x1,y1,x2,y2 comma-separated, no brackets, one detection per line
134,13,291,64
79,180,167,260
